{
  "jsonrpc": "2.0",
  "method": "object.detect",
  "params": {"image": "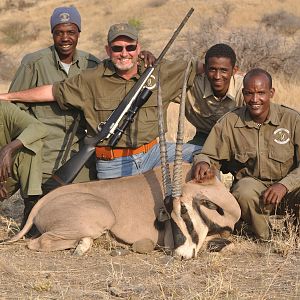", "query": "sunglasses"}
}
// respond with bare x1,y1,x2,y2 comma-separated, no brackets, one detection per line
110,44,137,53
